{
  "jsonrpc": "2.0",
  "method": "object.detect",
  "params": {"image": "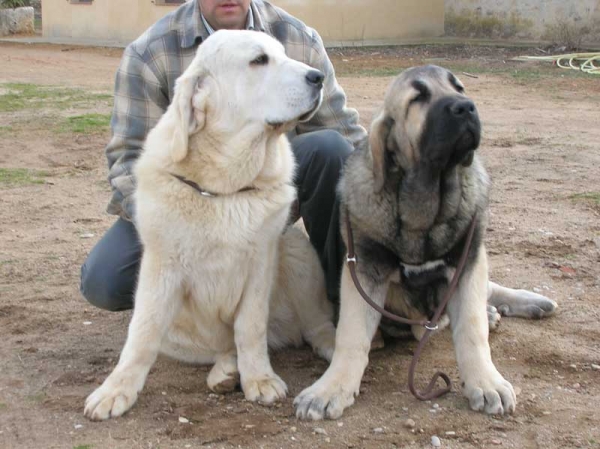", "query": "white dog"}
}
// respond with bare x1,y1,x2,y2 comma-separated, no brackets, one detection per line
84,30,336,421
